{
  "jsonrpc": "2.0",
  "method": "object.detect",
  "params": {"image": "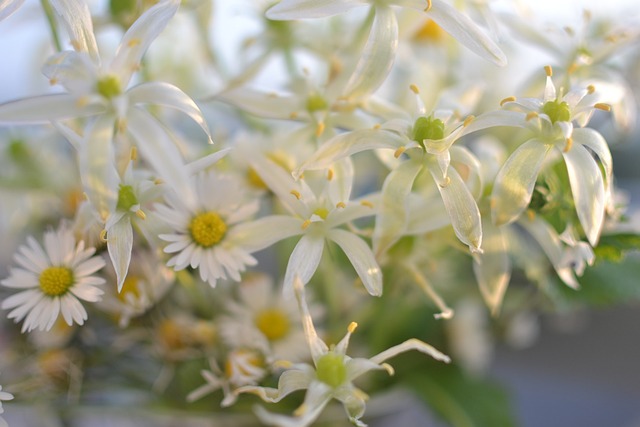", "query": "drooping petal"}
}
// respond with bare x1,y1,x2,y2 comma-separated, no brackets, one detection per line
572,127,612,199
0,0,25,21
109,0,180,85
472,219,511,316
450,146,483,199
491,140,552,226
295,129,407,178
127,107,195,209
236,368,314,403
266,0,364,20
127,82,213,143
253,382,332,427
342,5,398,99
328,228,382,296
227,215,303,252
50,0,99,60
415,0,507,66
333,384,368,425
430,166,483,253
283,235,325,296
562,144,605,246
373,158,424,256
369,338,450,364
79,114,119,221
106,215,133,293
0,94,103,124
